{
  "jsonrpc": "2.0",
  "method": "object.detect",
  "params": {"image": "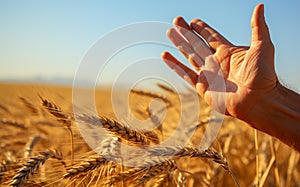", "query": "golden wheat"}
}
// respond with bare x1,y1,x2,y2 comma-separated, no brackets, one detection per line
152,173,170,187
64,136,120,181
0,119,27,129
39,96,74,161
39,96,72,128
108,158,177,186
77,114,159,145
24,135,40,159
63,155,111,180
19,97,39,115
10,149,62,187
0,83,299,186
131,89,171,106
156,83,176,94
